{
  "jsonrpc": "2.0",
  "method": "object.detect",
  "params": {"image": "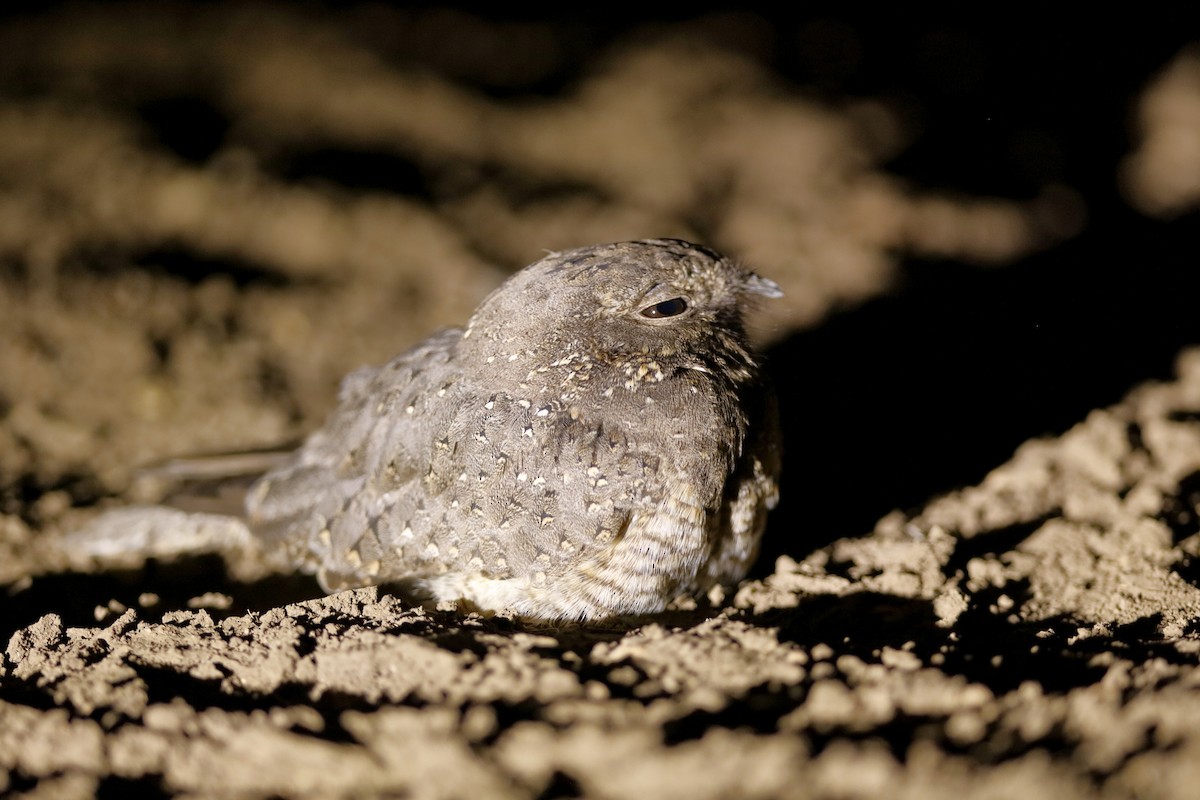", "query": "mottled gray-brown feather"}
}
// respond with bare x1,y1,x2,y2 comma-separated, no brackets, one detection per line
244,239,782,619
